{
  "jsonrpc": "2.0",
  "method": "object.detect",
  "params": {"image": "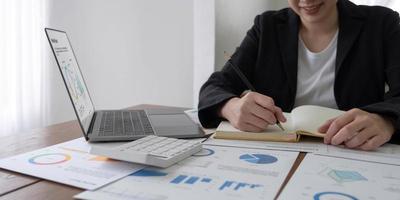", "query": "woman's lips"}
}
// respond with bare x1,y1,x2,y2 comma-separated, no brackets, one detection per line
301,3,323,15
